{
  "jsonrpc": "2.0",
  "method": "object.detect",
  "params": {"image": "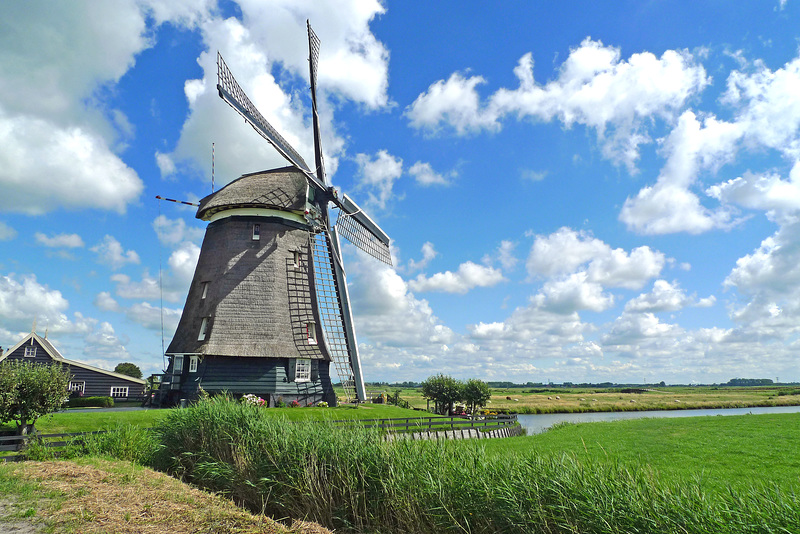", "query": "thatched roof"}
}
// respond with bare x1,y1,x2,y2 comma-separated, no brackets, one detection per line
197,166,308,220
